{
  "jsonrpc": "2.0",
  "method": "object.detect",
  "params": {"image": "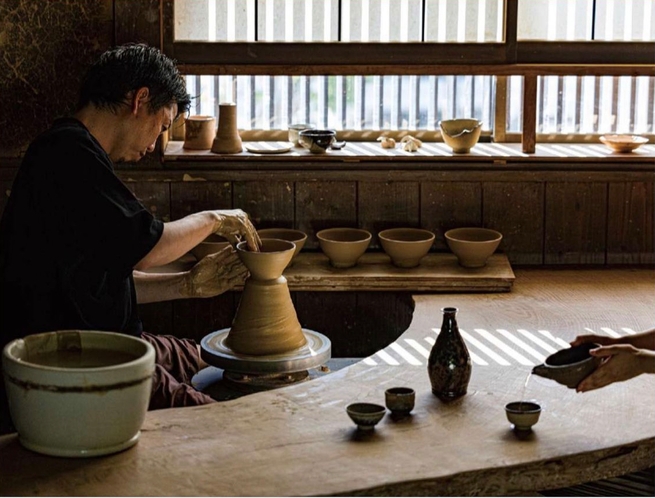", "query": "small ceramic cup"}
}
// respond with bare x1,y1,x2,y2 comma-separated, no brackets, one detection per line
346,403,386,431
184,115,216,150
385,387,416,417
288,123,315,147
505,401,542,432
